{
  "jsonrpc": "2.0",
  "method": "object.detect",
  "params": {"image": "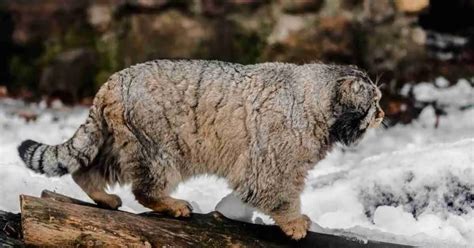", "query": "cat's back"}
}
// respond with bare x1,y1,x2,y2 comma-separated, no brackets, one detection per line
117,59,246,91
116,59,297,91
116,59,249,115
112,60,254,146
114,59,297,112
